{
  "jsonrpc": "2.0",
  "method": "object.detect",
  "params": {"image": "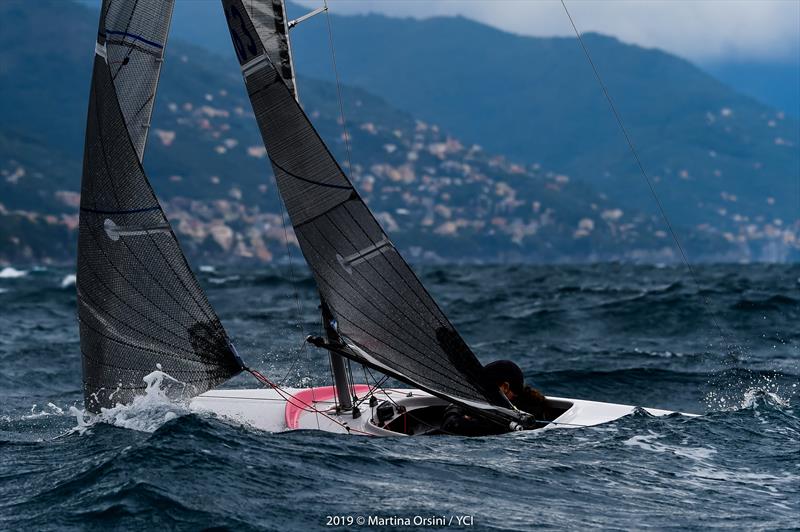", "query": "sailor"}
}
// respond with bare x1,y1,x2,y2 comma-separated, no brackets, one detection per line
441,360,546,436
